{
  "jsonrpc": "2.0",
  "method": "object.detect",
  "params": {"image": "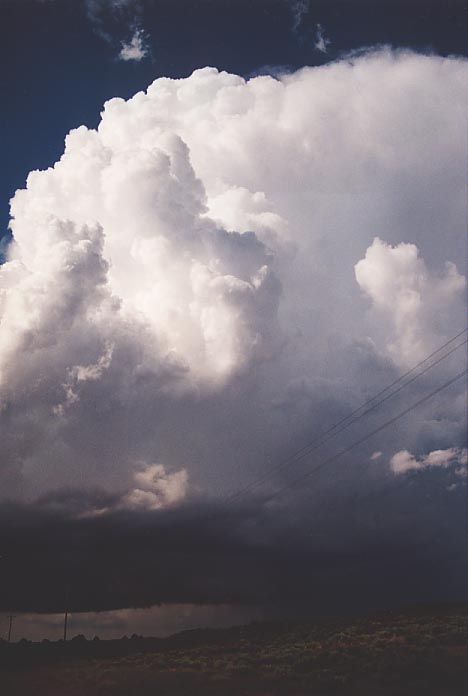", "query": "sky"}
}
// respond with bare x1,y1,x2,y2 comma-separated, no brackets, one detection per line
0,0,467,641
